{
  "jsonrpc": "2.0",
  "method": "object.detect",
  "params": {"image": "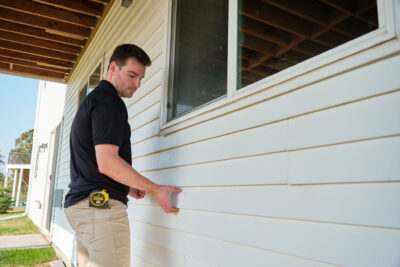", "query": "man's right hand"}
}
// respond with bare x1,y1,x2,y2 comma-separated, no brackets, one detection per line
150,185,182,213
